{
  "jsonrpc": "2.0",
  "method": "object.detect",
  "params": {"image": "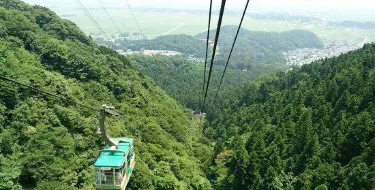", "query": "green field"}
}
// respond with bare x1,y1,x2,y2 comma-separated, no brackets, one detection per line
64,9,375,42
